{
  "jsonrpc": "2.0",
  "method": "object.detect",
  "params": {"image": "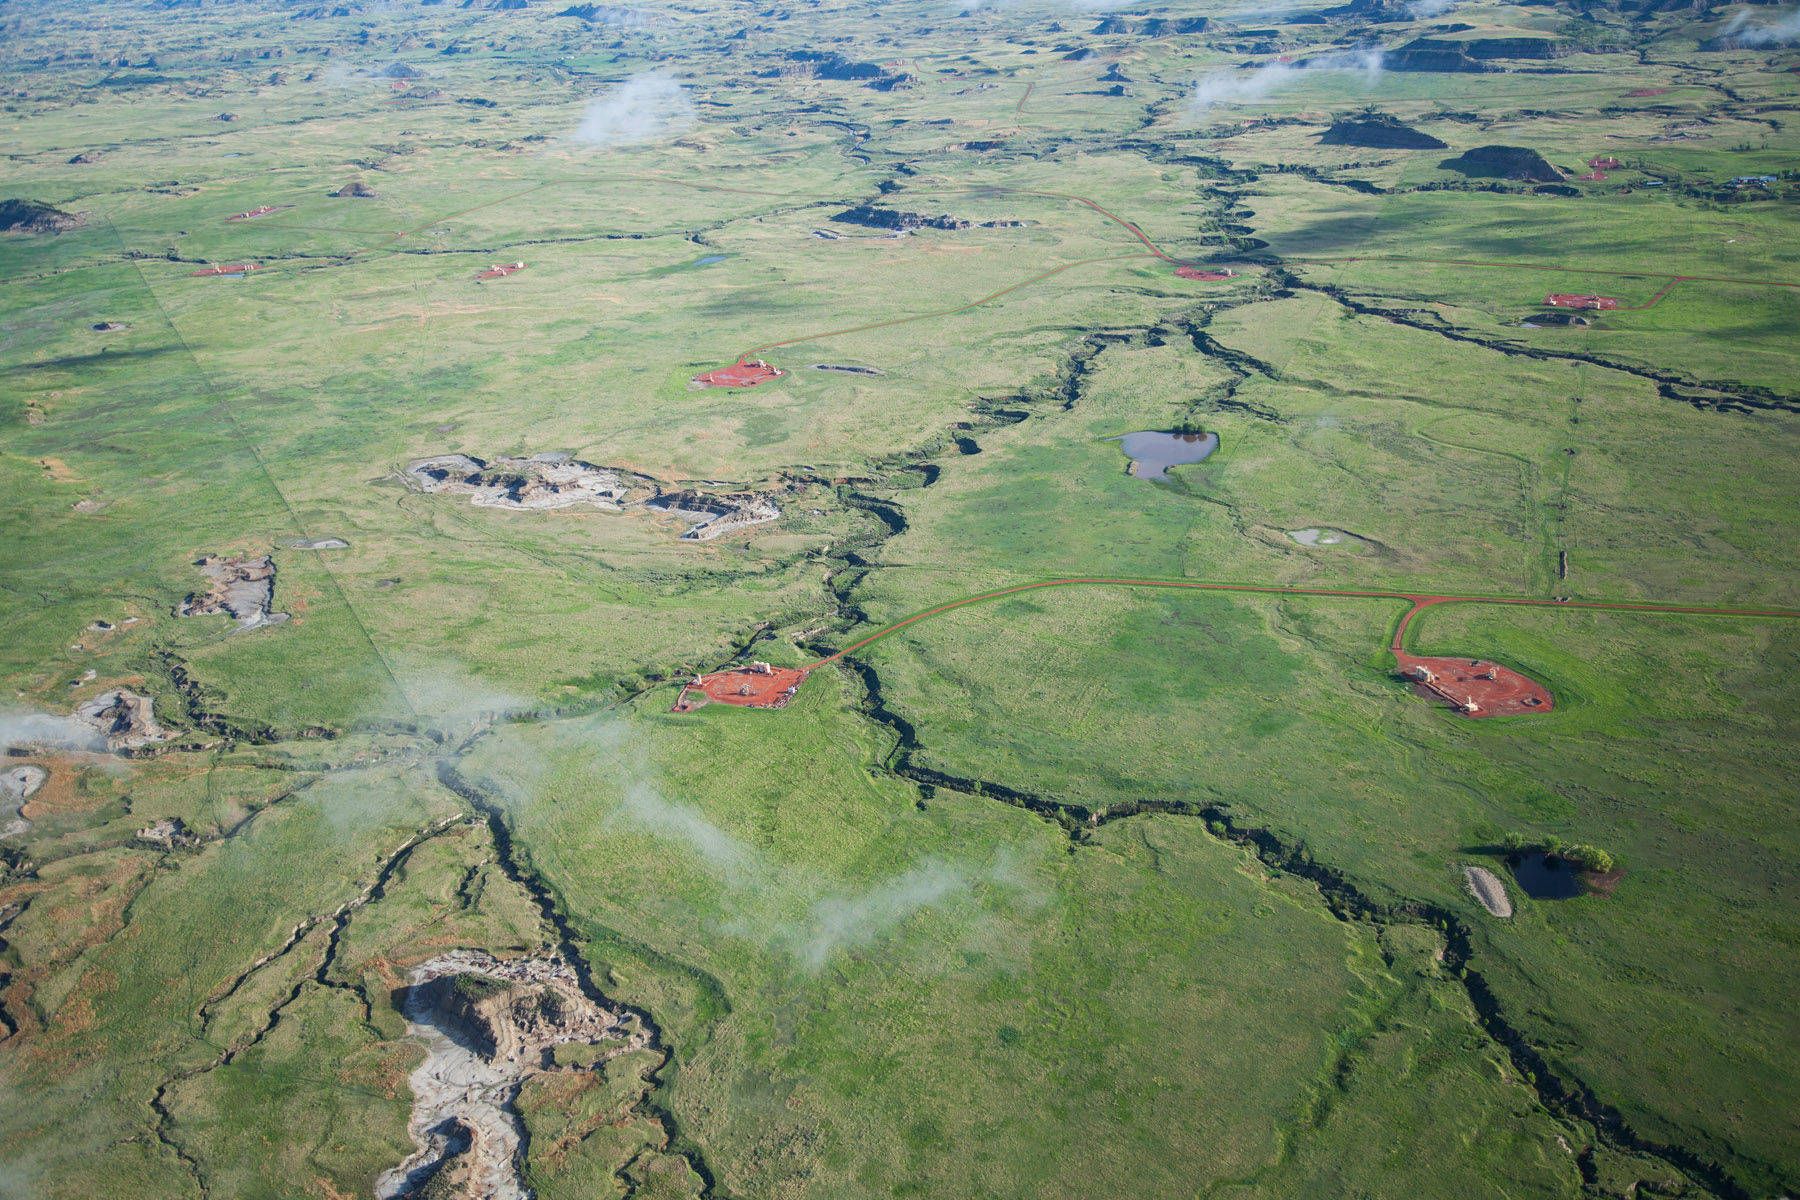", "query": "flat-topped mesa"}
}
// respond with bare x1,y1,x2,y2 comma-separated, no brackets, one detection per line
1440,145,1564,183
1092,14,1208,34
647,490,781,540
1318,113,1448,150
403,453,643,510
831,204,970,232
179,554,288,630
